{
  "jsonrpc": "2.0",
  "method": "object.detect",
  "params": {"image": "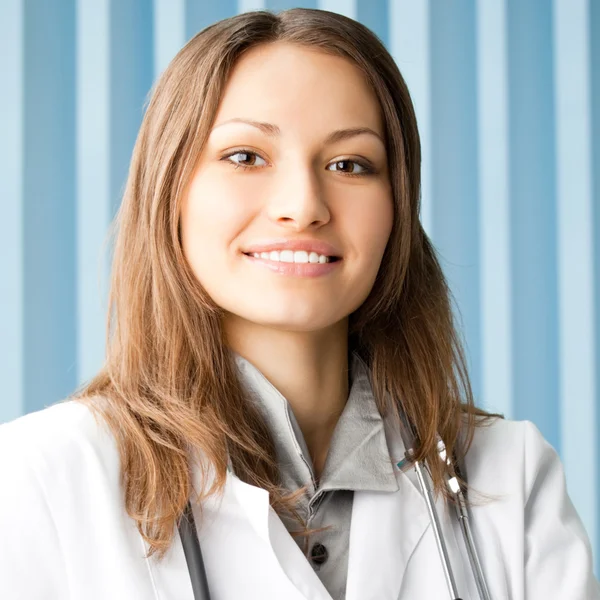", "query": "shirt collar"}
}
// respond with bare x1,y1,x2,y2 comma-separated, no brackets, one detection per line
230,349,399,497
